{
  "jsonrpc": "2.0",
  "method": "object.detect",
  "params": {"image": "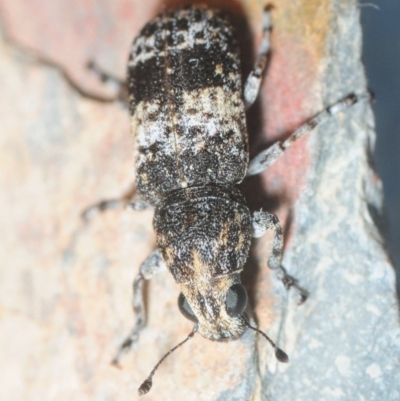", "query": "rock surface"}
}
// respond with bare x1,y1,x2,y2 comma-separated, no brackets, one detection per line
0,1,399,401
